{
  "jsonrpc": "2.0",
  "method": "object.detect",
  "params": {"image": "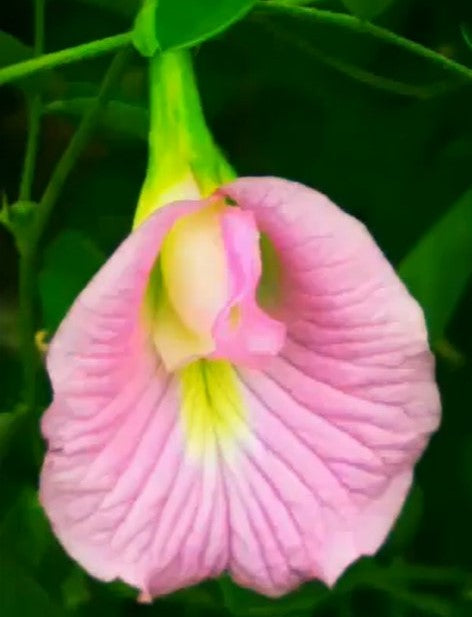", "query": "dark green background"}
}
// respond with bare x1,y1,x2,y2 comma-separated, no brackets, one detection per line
0,1,471,615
